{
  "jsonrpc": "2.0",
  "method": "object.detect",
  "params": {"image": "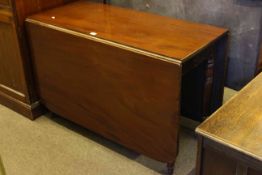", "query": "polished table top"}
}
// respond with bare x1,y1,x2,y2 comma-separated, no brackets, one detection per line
197,73,262,162
27,0,227,63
